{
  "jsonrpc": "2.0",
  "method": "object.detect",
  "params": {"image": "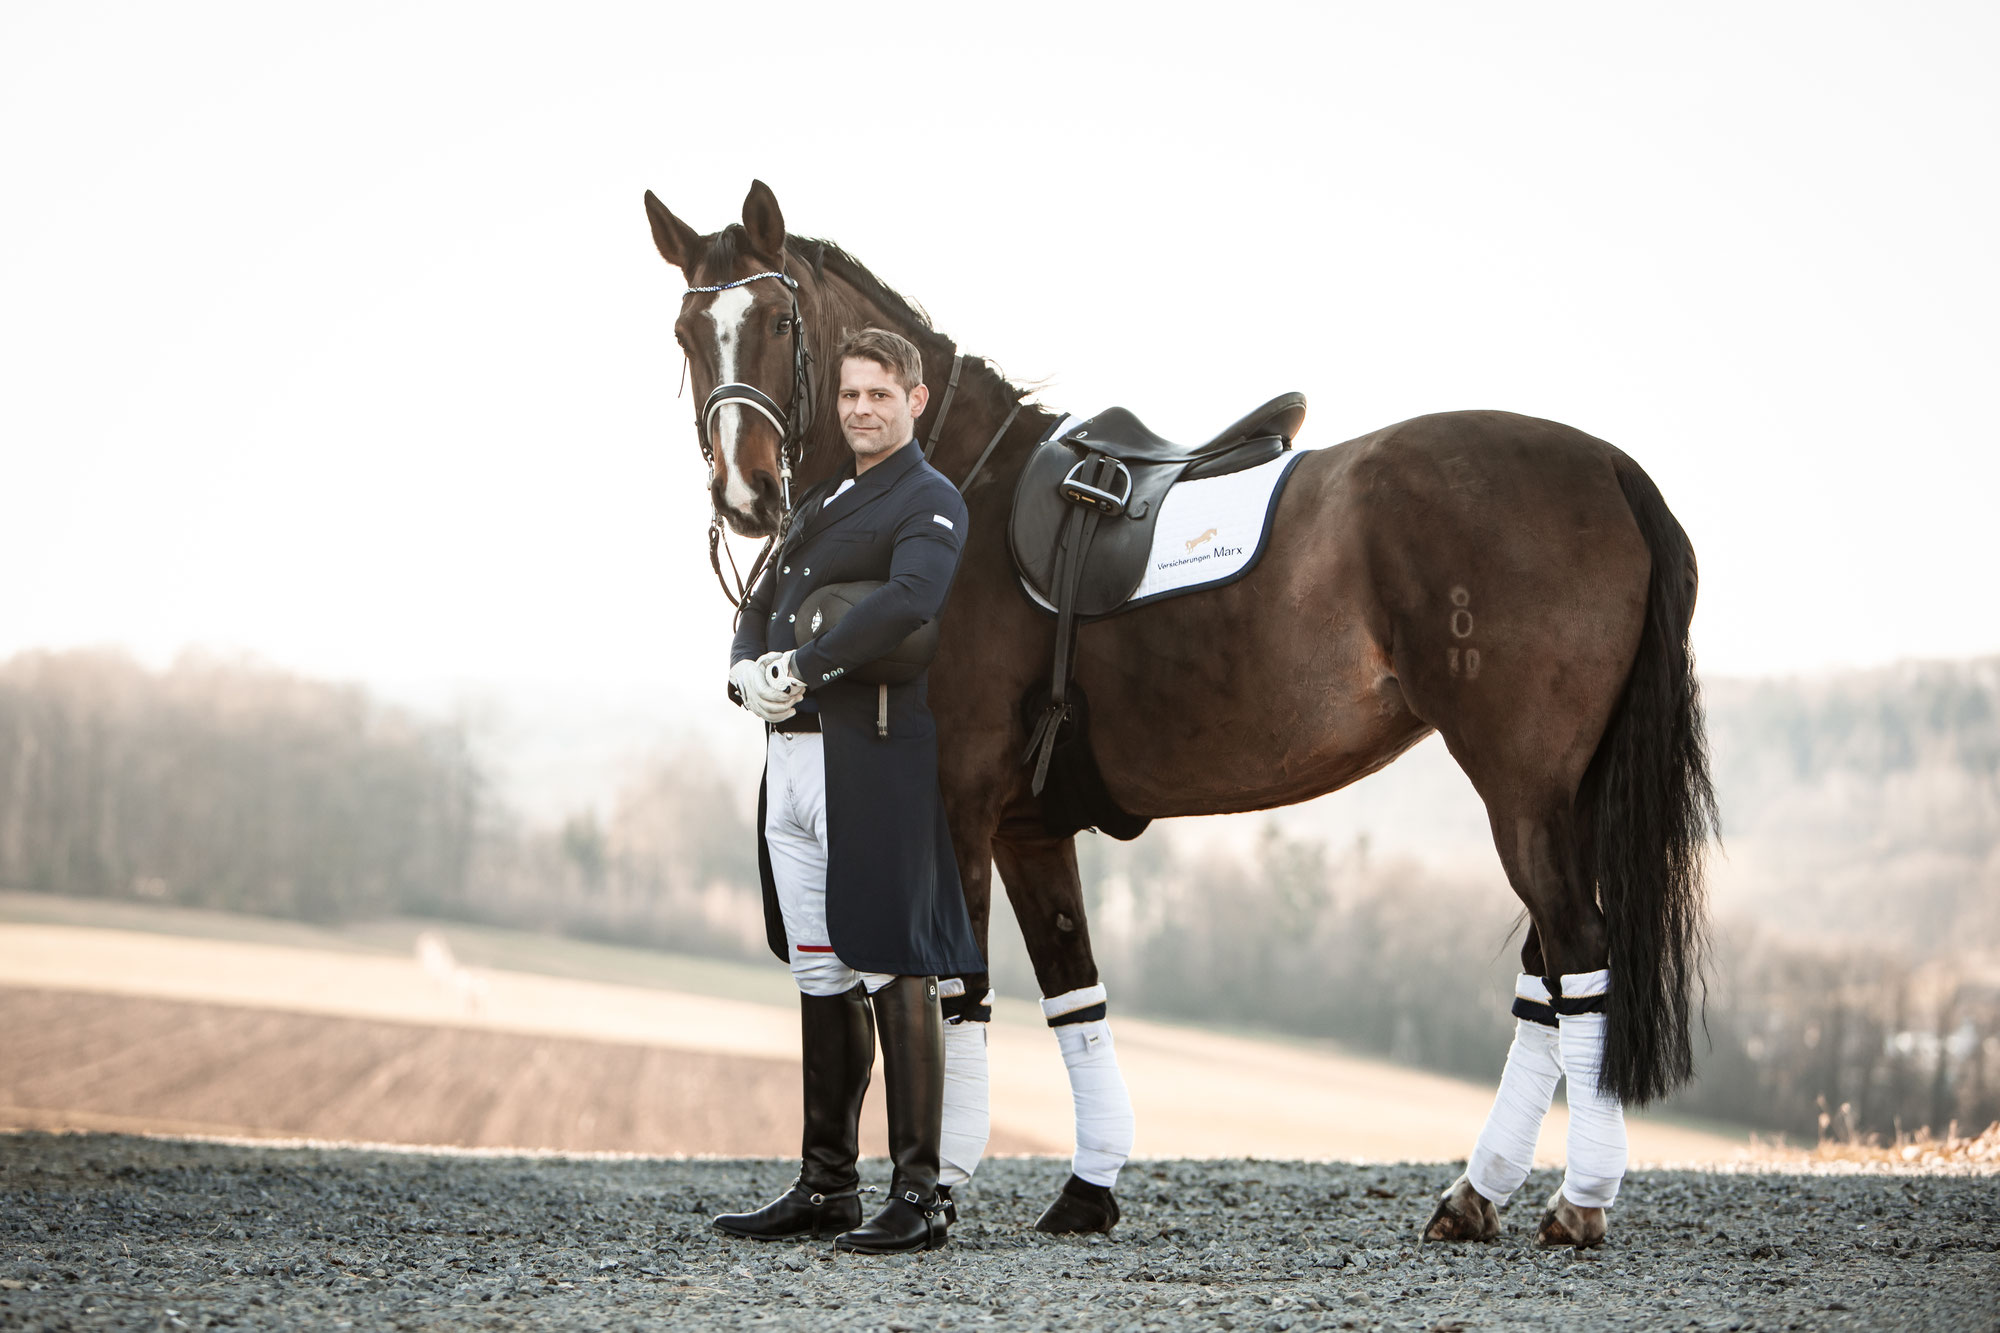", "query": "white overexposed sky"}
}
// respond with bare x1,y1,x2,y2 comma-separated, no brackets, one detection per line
4,0,1996,734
